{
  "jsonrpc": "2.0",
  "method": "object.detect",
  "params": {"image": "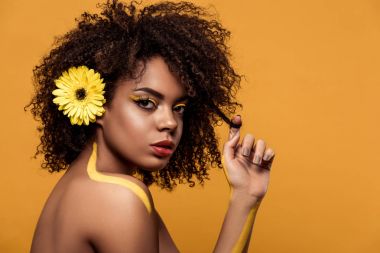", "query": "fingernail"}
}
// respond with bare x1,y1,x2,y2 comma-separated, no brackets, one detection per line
243,148,250,156
263,153,270,161
254,154,262,164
